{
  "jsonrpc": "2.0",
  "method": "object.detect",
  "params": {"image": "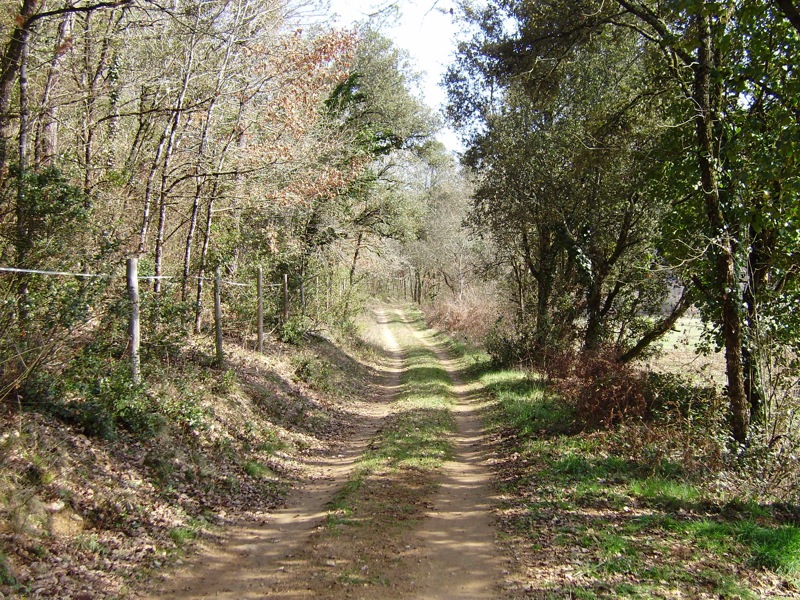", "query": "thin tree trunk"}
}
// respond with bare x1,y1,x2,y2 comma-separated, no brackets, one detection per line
35,11,73,165
137,127,168,255
618,287,694,364
0,0,38,184
15,28,30,319
194,177,218,333
349,232,363,286
154,49,196,293
183,32,237,300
